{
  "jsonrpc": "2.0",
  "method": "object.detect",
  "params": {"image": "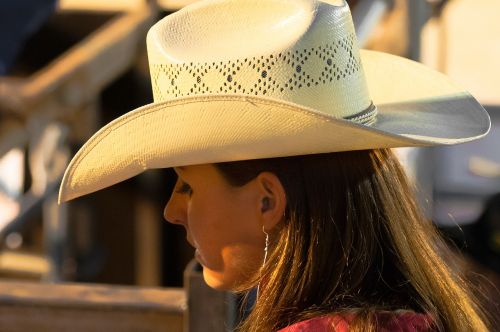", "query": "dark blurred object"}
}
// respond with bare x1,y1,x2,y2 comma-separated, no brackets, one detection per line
457,247,500,326
7,11,116,78
0,0,57,75
468,193,500,273
441,193,500,275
